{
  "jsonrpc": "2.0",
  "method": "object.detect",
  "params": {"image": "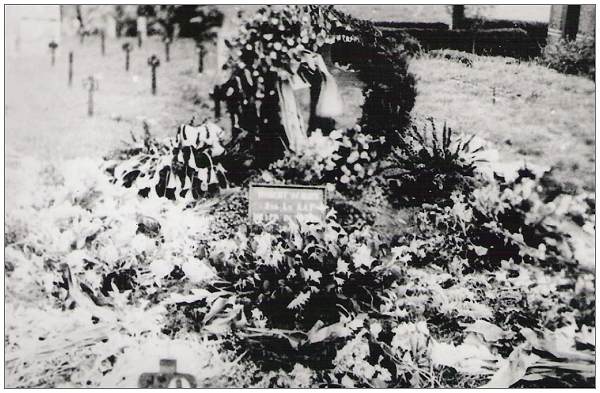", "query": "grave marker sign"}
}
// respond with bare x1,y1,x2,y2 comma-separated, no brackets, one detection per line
138,359,197,388
249,184,327,224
